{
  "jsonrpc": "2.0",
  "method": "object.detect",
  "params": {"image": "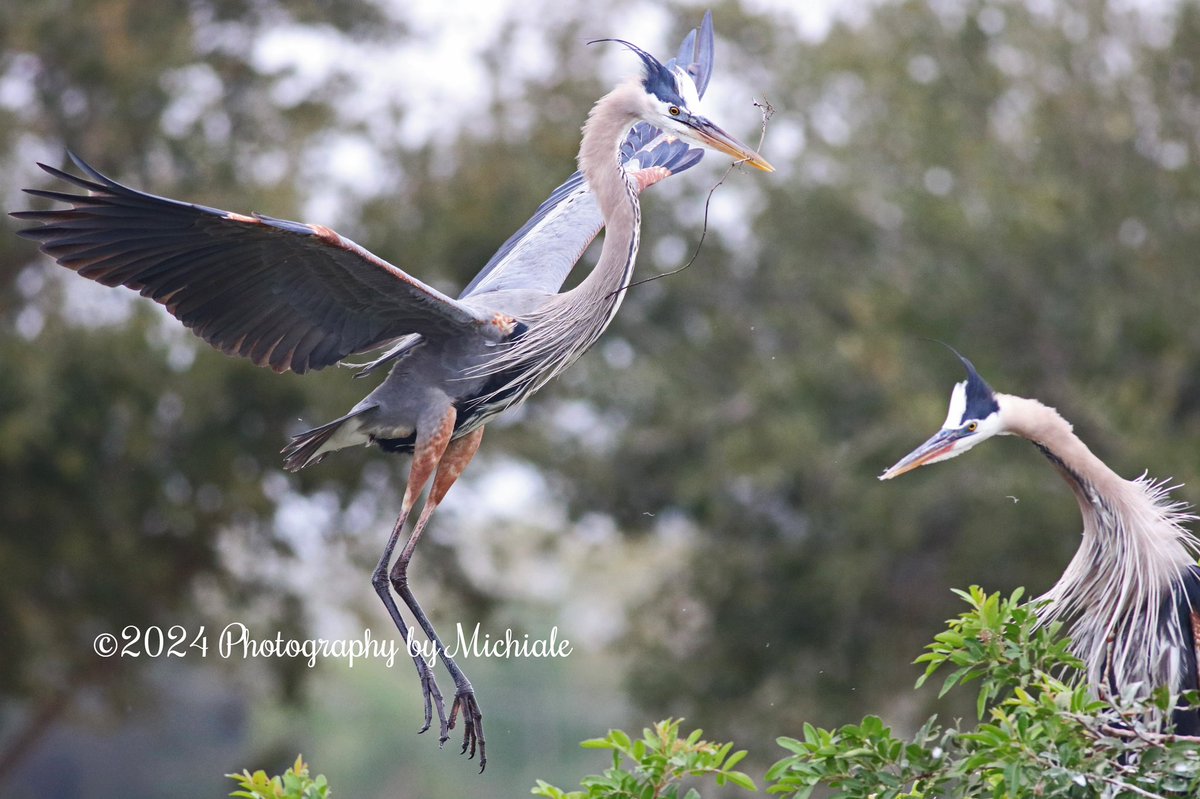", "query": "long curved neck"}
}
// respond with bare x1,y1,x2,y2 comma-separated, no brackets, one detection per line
572,82,643,307
1005,393,1199,698
523,81,644,363
999,394,1122,507
472,82,647,402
